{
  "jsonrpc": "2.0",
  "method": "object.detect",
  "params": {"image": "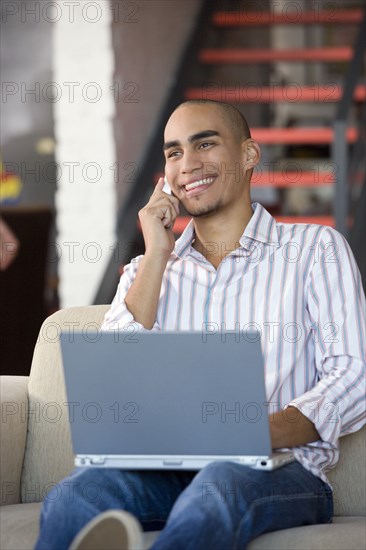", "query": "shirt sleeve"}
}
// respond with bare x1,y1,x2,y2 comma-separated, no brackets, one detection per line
286,226,366,448
101,255,161,333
